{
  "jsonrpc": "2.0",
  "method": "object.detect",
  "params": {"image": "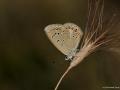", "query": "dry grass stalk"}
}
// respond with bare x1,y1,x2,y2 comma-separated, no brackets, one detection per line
54,0,120,90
